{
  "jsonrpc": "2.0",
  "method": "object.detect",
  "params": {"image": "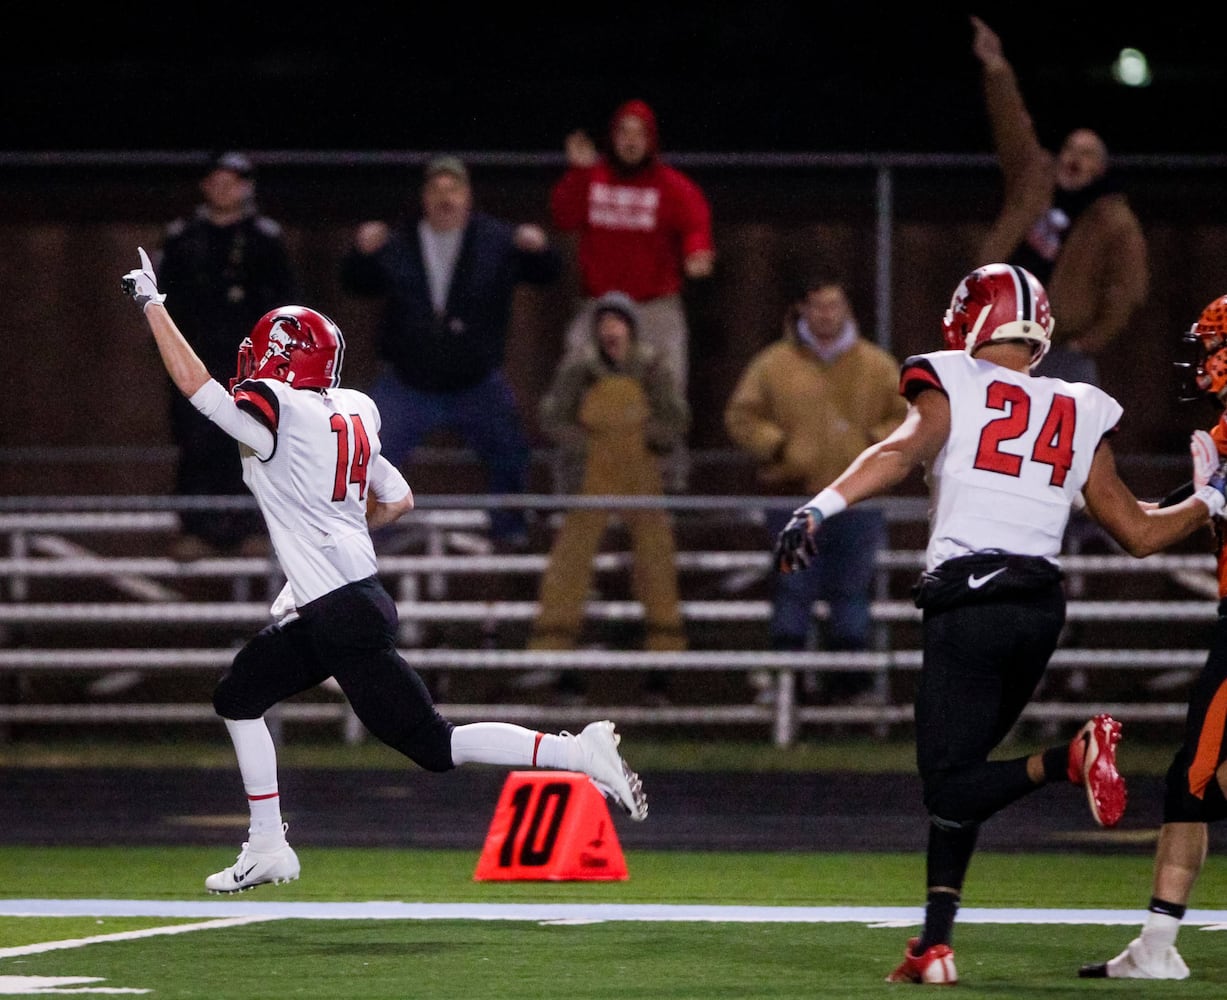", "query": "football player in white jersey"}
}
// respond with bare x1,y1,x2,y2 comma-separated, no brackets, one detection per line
122,248,647,895
774,263,1227,985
